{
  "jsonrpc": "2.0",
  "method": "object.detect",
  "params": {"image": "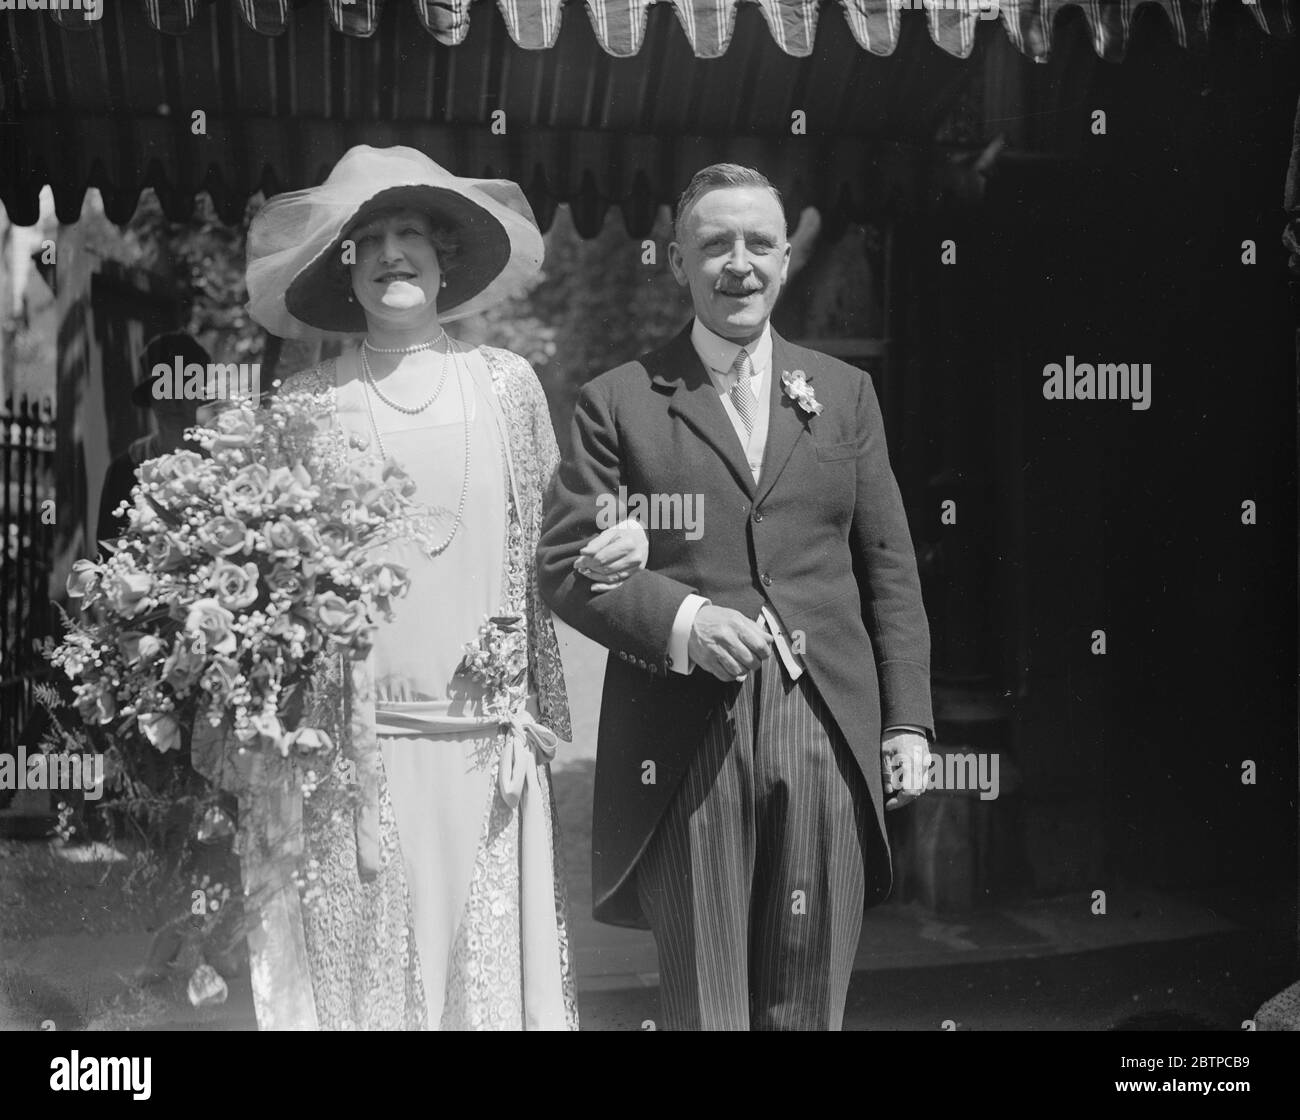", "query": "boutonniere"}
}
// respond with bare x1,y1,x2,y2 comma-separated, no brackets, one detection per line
780,369,823,416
